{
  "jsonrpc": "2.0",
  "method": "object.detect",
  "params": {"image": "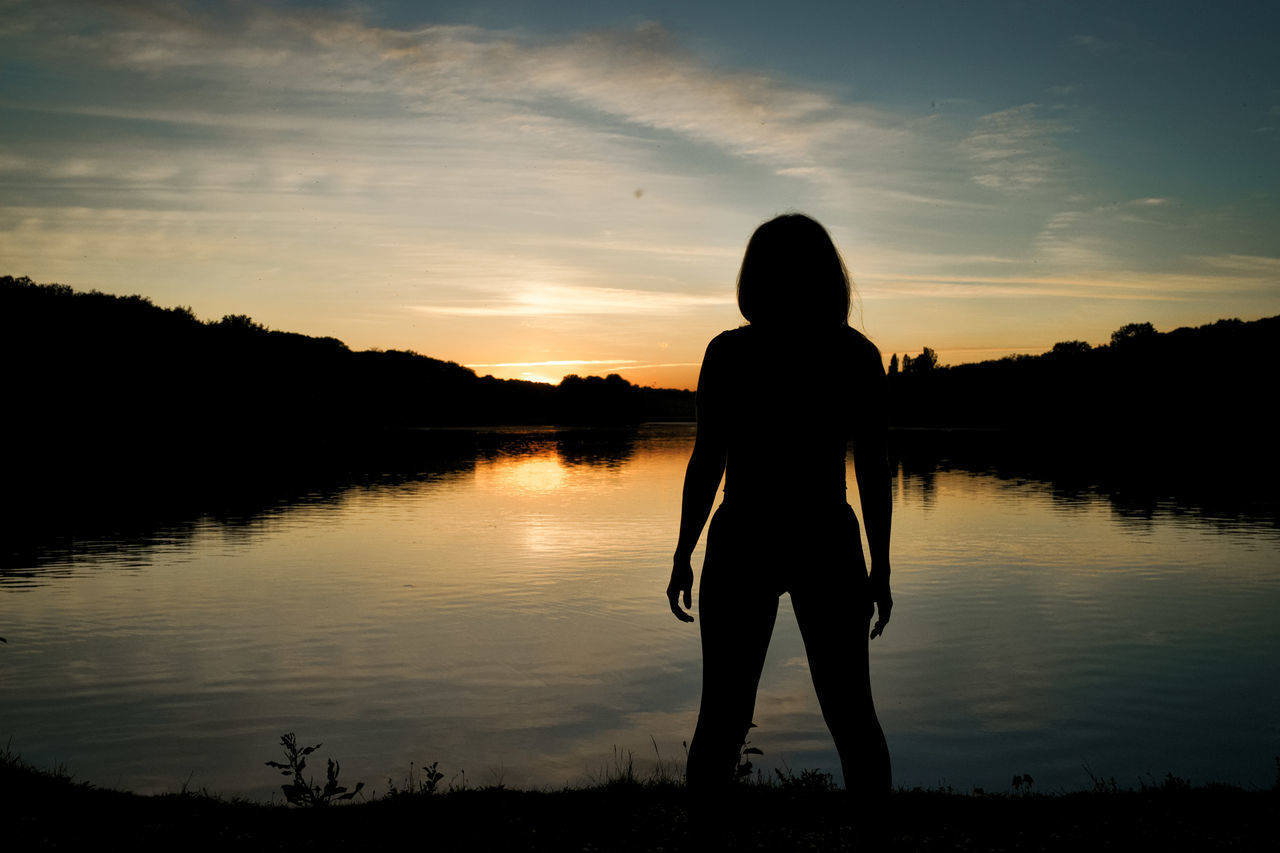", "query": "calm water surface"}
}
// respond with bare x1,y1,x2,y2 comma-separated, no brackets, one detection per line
3,424,1278,797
